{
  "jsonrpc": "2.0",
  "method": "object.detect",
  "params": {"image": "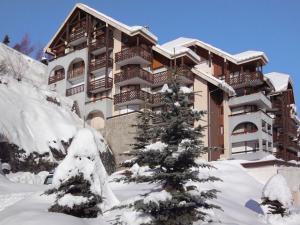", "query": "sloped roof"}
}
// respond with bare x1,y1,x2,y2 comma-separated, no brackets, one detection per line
158,37,268,65
45,3,157,51
192,65,236,96
264,72,293,92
